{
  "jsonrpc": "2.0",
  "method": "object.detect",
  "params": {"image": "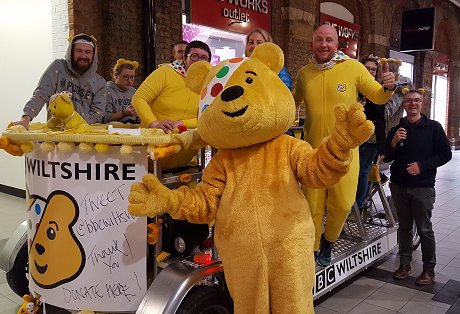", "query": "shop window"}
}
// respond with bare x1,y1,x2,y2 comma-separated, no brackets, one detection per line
183,23,246,65
431,75,448,130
